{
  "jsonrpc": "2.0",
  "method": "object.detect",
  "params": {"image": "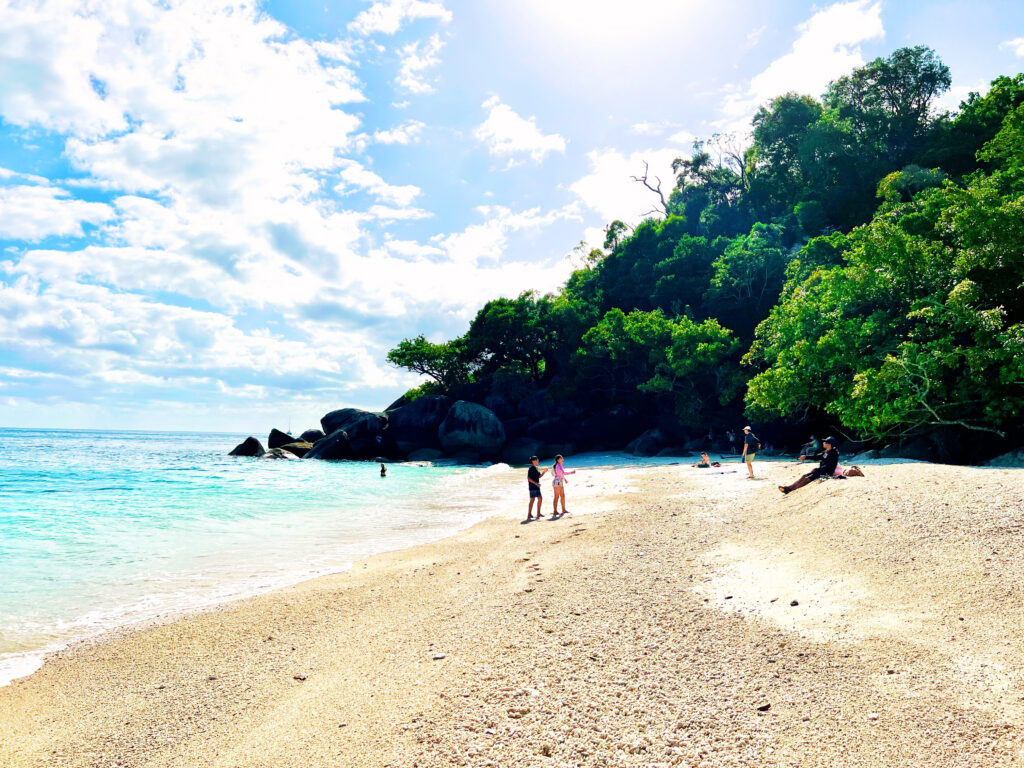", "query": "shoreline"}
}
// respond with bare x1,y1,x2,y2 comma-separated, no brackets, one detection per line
3,459,1023,766
0,451,957,690
0,453,652,690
